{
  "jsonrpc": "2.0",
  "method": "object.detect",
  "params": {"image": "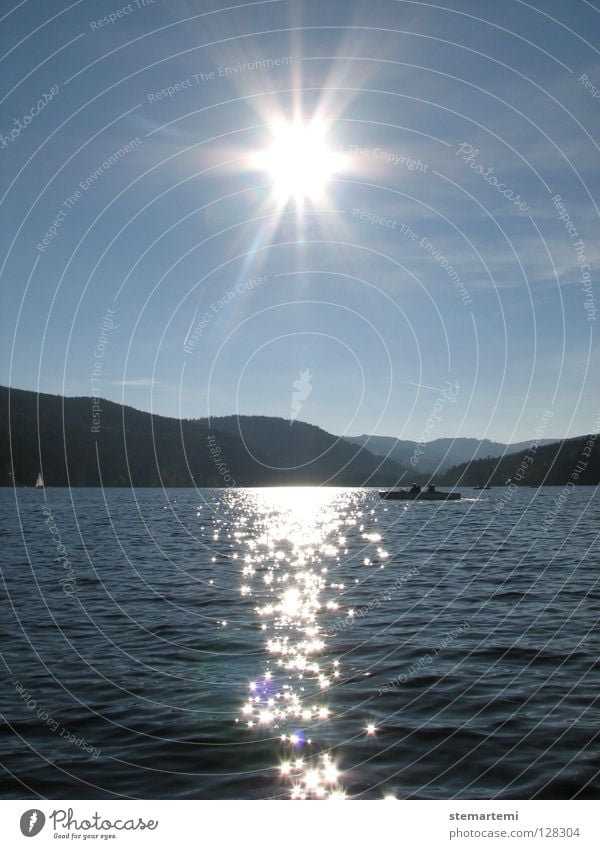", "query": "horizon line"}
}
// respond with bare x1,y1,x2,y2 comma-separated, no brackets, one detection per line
0,382,571,446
